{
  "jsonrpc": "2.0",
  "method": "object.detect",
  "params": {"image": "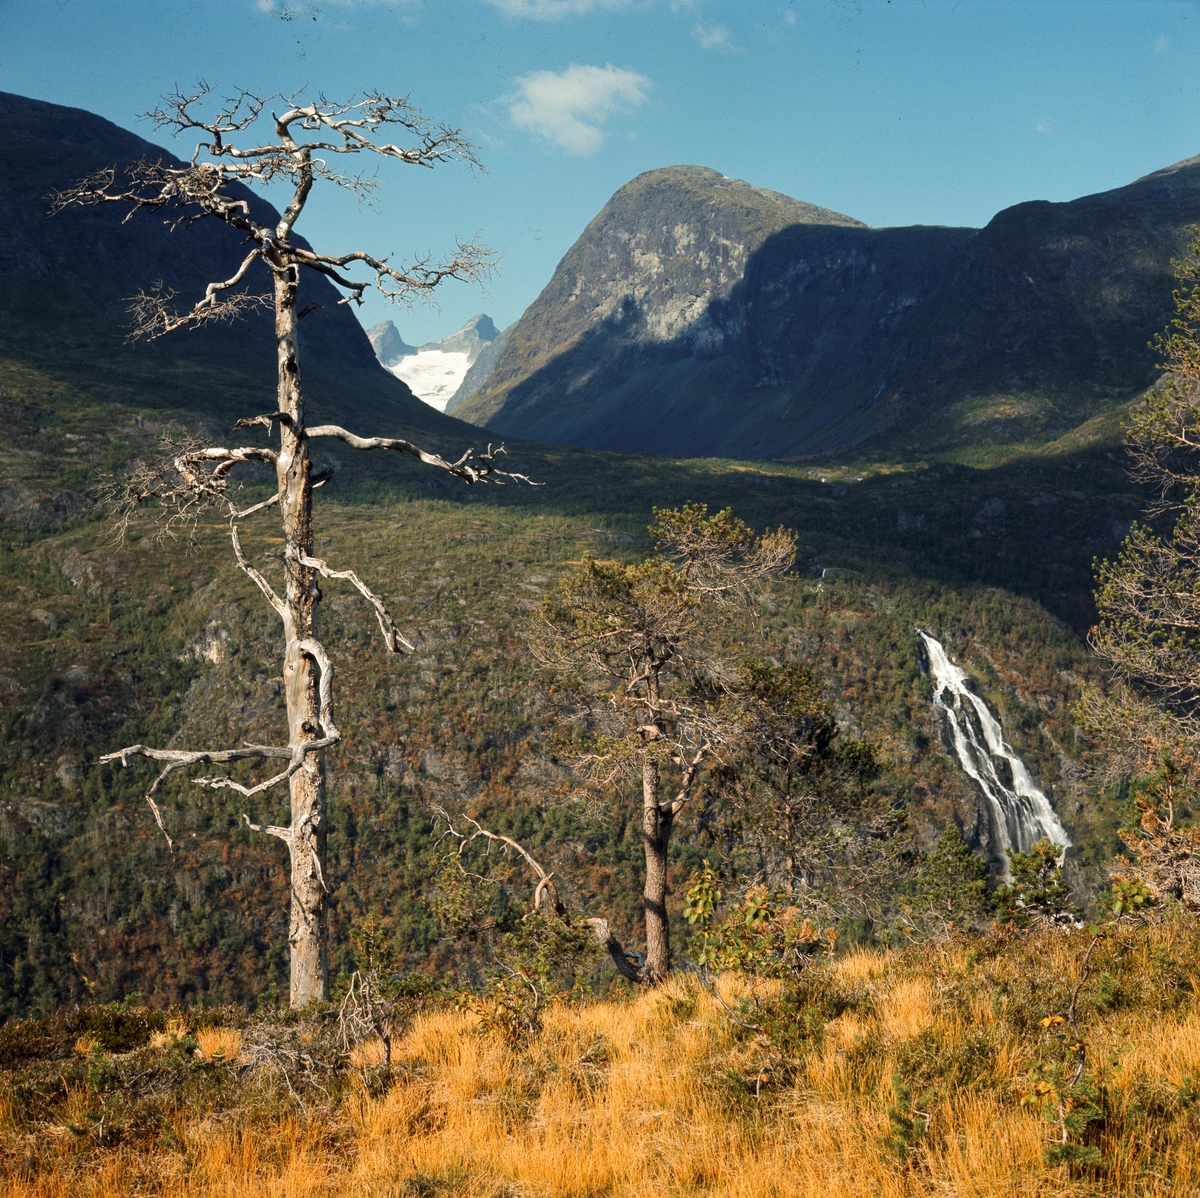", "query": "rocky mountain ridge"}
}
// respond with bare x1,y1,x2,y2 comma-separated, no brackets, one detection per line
456,159,1200,459
366,313,503,410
